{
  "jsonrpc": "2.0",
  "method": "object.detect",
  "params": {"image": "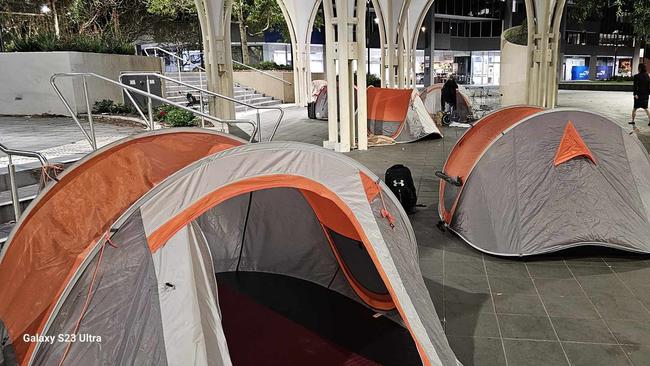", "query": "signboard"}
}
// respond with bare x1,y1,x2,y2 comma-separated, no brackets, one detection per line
596,66,613,80
571,66,589,81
